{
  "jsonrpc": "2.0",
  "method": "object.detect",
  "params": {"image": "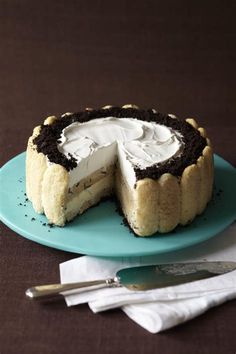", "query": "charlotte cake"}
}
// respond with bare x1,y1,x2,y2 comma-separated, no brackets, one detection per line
26,105,214,236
